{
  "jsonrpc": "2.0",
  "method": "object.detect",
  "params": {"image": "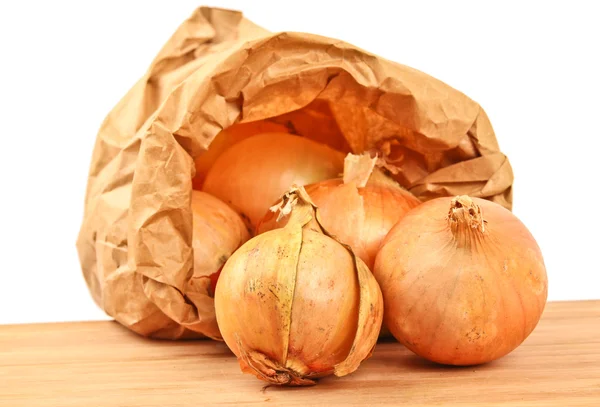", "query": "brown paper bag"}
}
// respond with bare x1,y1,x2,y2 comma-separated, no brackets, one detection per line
76,6,513,340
